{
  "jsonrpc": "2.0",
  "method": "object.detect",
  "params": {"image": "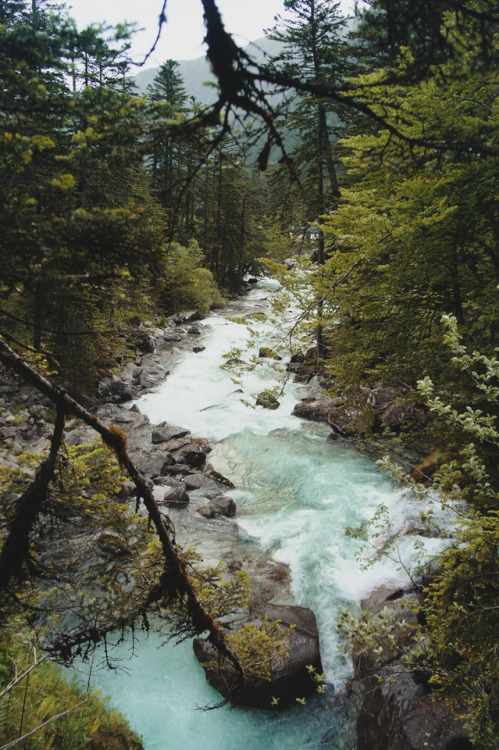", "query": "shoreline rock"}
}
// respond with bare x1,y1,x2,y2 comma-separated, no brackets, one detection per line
351,585,471,750
194,604,323,708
